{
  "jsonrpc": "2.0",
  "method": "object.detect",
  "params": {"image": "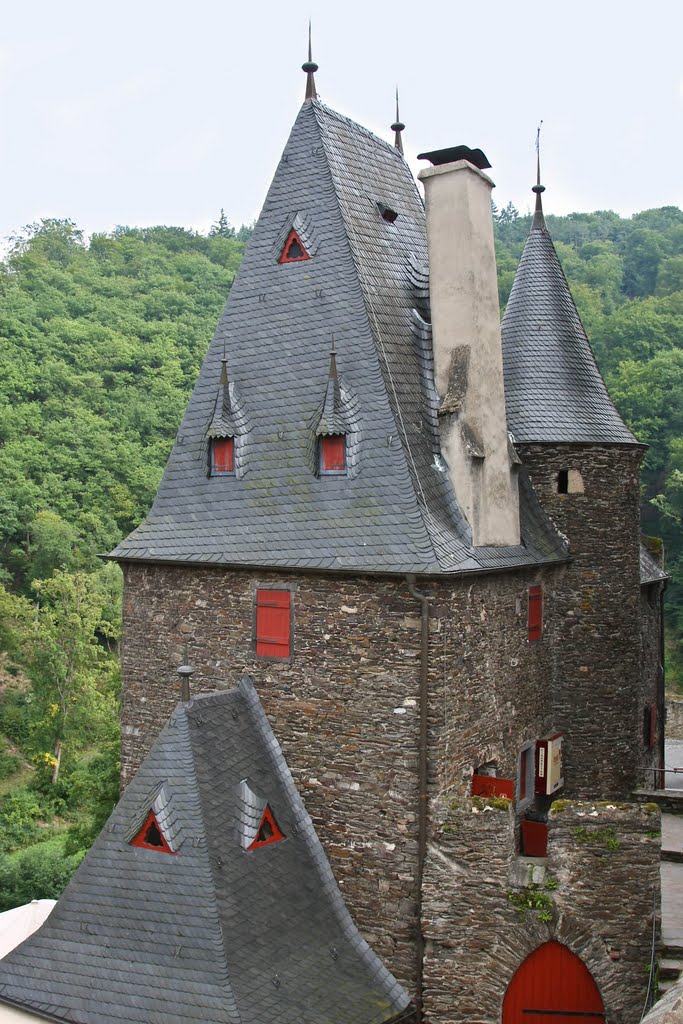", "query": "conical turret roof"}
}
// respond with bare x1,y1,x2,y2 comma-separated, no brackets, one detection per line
501,192,638,445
